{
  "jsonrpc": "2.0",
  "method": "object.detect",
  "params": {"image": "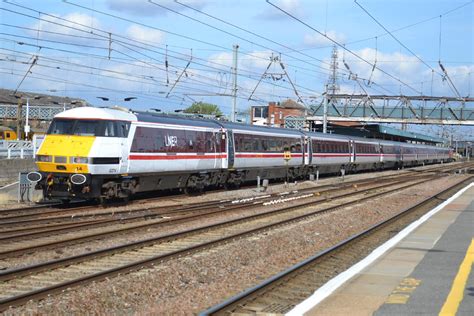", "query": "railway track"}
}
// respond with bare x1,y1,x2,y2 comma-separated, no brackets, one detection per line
0,166,434,230
0,171,445,258
0,161,467,230
0,161,468,222
0,171,468,311
199,176,473,315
